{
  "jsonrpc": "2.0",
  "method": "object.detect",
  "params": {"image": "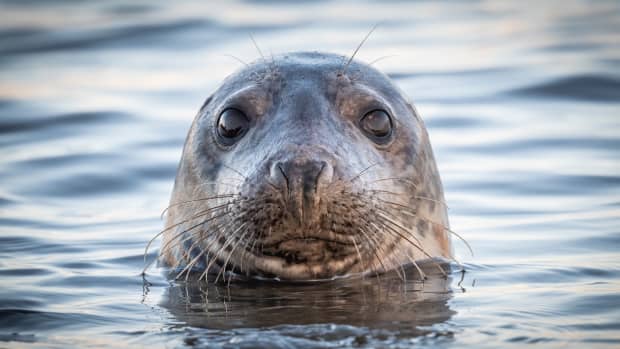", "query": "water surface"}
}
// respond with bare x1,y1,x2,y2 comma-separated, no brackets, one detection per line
1,0,619,348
